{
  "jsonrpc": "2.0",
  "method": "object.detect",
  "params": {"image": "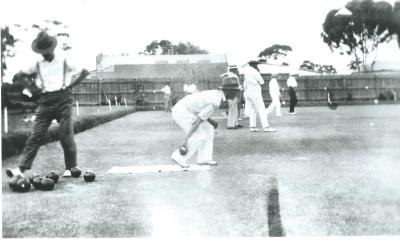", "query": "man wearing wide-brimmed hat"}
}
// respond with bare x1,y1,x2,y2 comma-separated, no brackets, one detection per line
242,59,276,132
170,75,240,168
6,31,89,179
